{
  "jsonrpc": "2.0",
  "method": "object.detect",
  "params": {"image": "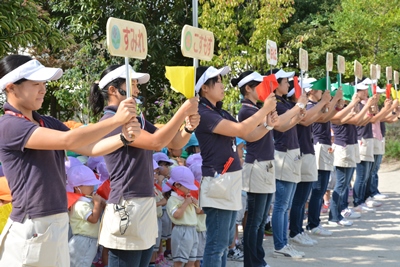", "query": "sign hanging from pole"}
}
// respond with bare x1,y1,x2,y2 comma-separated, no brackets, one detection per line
370,64,377,80
266,40,278,66
337,55,345,74
386,66,393,81
376,65,381,79
326,53,333,72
